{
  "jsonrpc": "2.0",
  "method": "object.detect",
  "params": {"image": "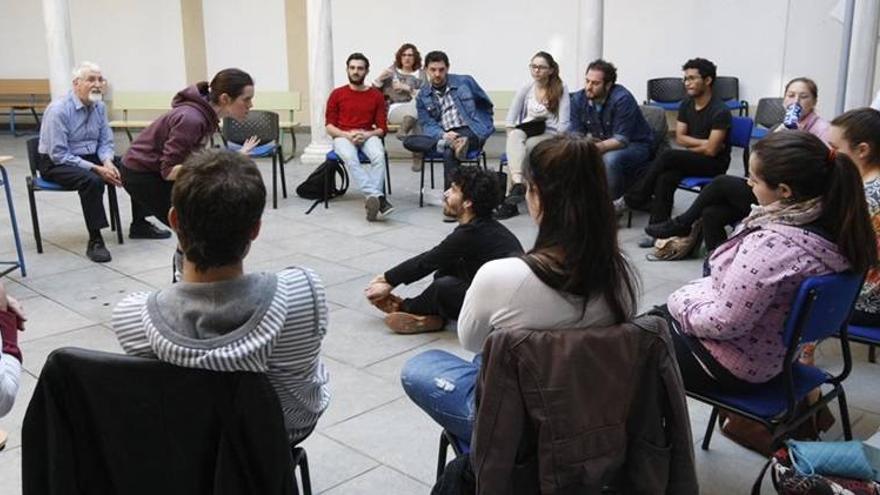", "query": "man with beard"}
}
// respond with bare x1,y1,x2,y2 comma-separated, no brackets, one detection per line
403,51,494,220
326,53,391,221
38,61,169,263
570,59,654,201
364,168,523,334
619,57,731,244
